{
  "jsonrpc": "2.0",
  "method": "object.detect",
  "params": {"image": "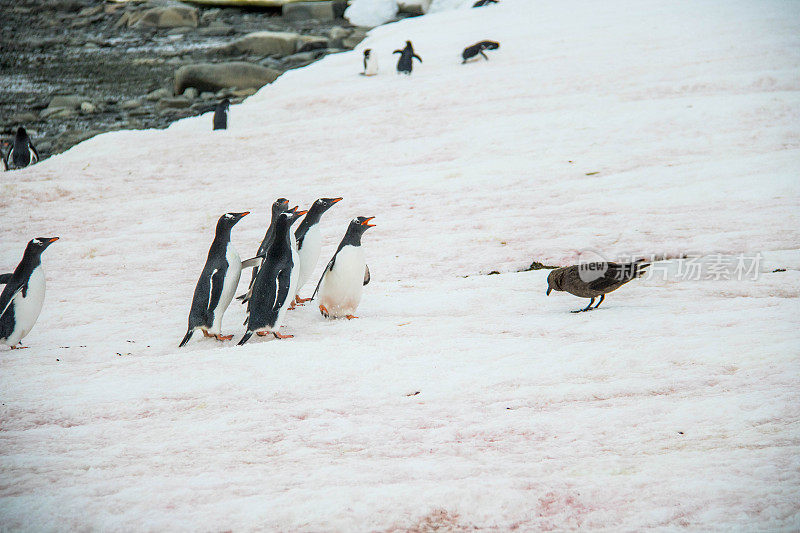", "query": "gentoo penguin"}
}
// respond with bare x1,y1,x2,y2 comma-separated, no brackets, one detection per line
546,261,649,313
9,127,39,169
362,49,379,76
213,98,230,131
473,0,498,6
238,197,289,303
294,197,342,303
393,41,422,75
462,41,500,63
179,211,250,347
1,237,59,349
238,207,307,345
313,216,375,319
